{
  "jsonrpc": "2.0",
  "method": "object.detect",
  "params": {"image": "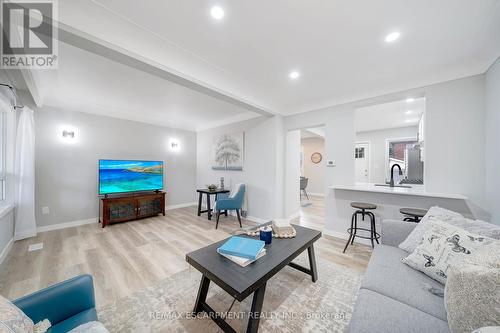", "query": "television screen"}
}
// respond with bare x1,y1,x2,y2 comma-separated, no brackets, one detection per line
99,159,163,195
